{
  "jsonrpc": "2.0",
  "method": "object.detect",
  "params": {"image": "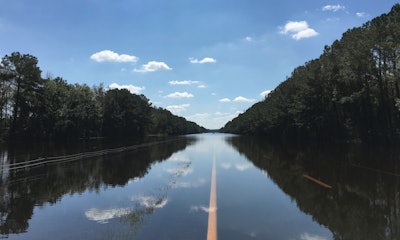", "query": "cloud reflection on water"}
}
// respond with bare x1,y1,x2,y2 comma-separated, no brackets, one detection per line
85,208,131,224
85,195,168,224
220,162,253,171
164,152,193,177
171,178,207,189
300,233,329,240
169,153,191,164
131,195,168,209
190,205,217,213
165,167,193,176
